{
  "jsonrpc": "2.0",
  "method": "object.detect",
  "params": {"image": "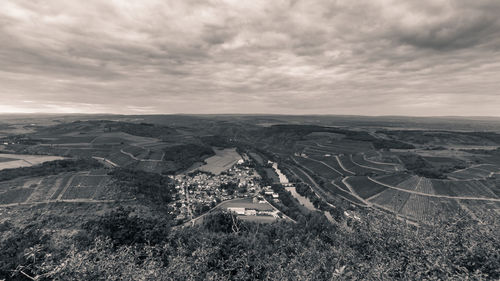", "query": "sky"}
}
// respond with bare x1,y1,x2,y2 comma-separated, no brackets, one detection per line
1,0,500,116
